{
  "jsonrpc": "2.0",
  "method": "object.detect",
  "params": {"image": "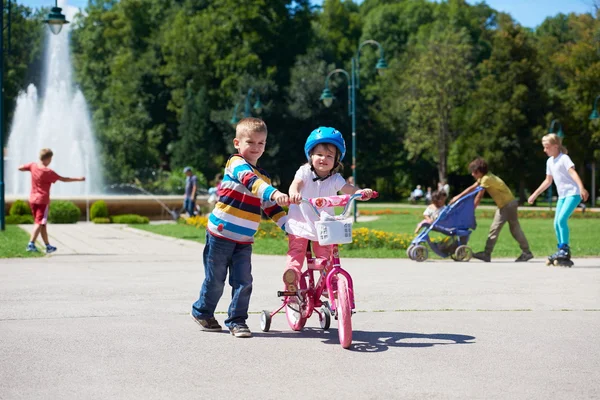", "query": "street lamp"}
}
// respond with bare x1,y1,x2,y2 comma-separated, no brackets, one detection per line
320,39,387,222
548,119,564,138
230,88,263,125
43,1,70,35
1,1,69,231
